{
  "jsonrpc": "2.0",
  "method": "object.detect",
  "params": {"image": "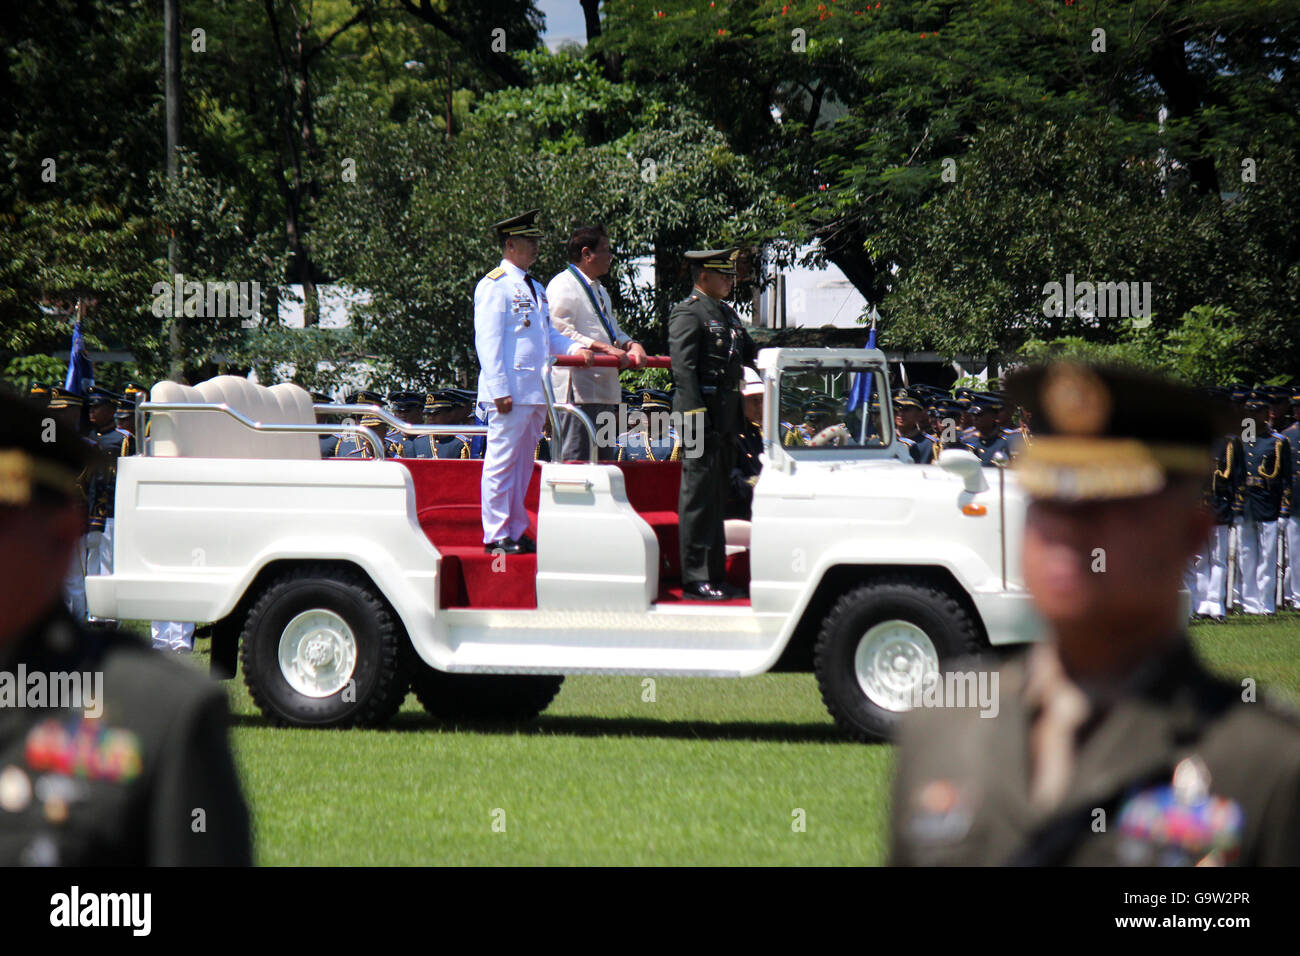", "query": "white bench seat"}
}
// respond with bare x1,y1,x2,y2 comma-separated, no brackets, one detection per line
148,376,320,460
